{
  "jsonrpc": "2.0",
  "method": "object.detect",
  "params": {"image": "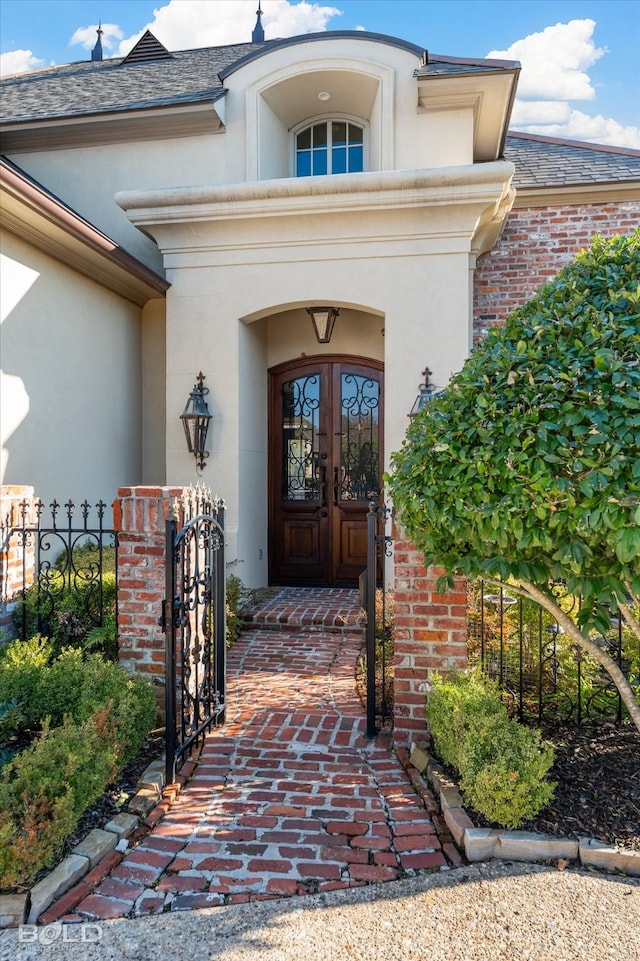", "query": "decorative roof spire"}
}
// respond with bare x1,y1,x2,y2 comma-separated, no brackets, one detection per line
91,22,104,62
252,1,265,43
